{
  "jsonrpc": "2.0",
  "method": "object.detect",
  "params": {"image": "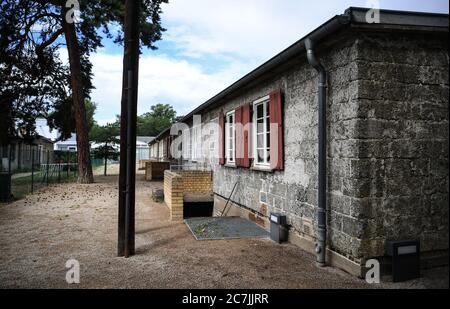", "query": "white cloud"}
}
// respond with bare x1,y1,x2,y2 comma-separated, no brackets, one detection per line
59,0,448,124
161,0,448,61
89,53,248,124
162,0,353,61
